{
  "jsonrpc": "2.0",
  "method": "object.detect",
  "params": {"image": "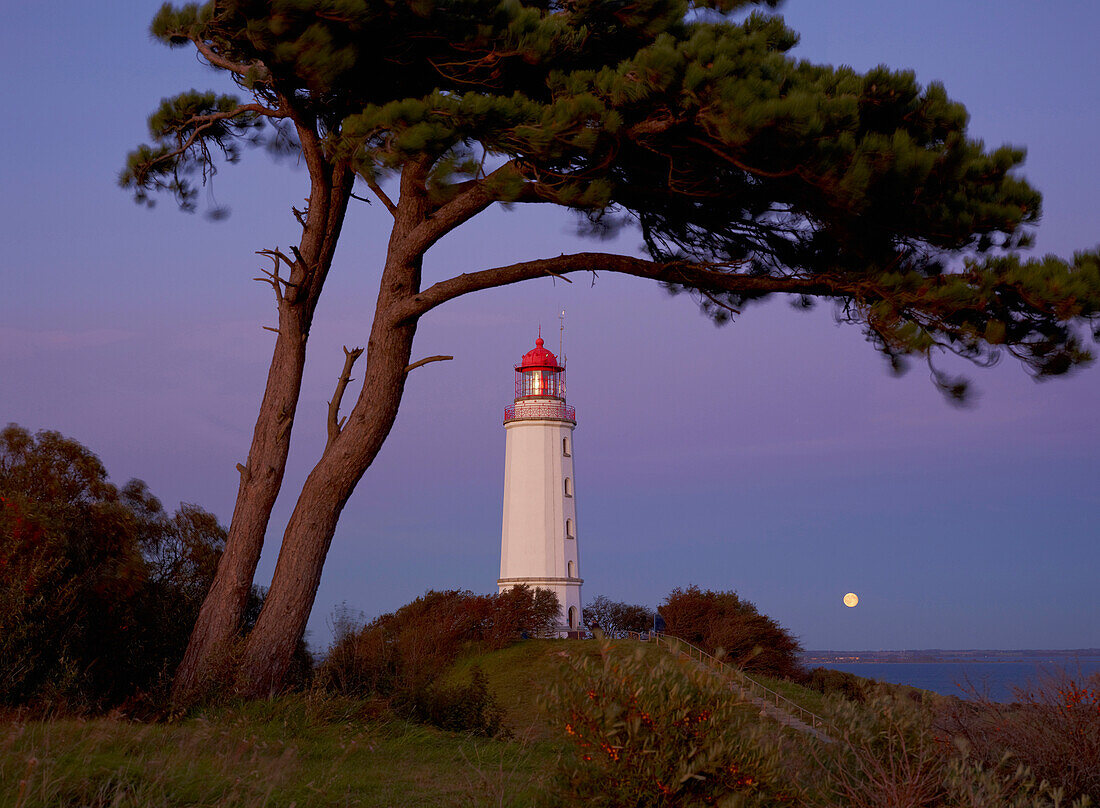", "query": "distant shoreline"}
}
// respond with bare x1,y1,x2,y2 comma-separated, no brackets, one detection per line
802,649,1100,664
